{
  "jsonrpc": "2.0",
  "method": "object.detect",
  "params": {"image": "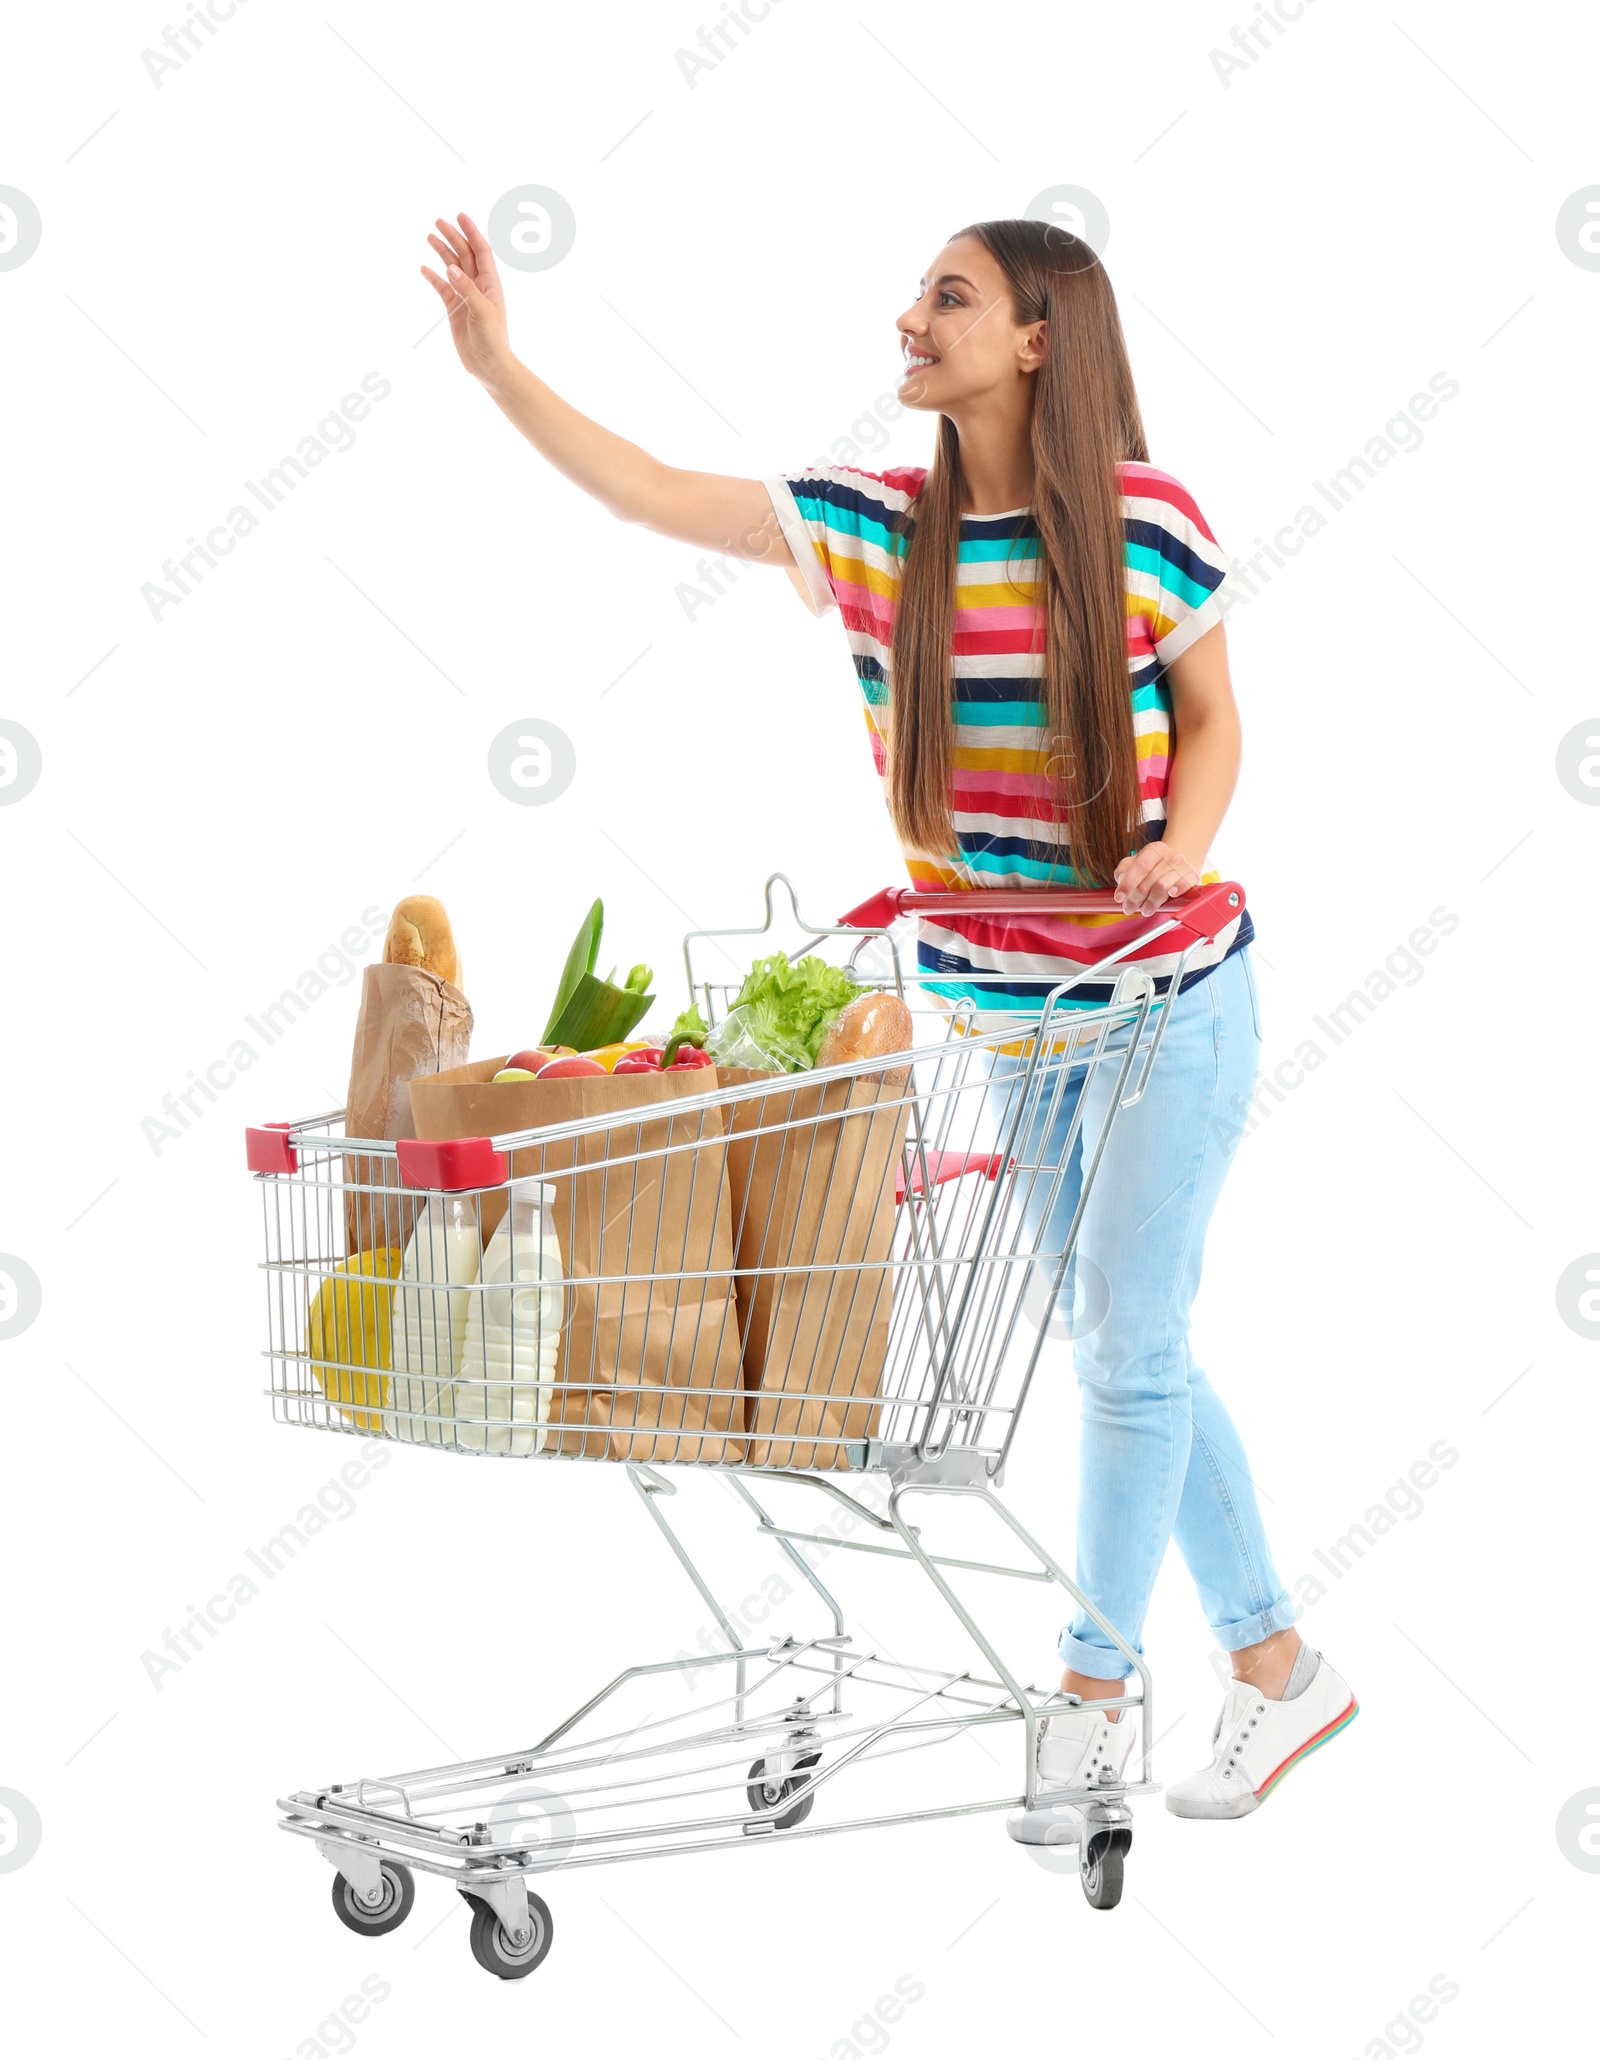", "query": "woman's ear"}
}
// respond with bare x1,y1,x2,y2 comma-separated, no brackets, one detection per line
1017,321,1048,374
